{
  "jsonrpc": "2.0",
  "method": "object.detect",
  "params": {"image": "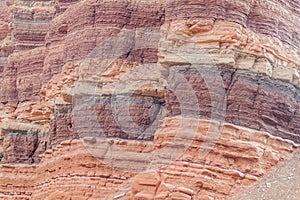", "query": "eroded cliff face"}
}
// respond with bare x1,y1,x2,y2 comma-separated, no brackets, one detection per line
0,0,299,199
